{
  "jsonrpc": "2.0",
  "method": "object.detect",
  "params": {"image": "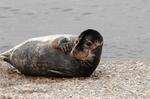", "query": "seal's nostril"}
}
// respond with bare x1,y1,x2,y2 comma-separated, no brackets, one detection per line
80,47,84,51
